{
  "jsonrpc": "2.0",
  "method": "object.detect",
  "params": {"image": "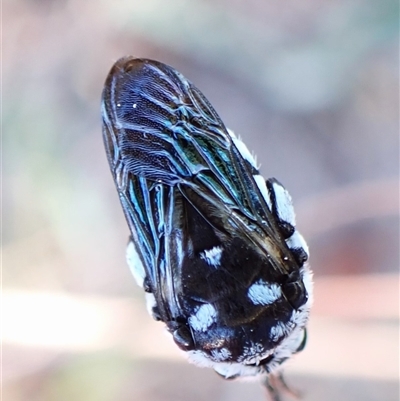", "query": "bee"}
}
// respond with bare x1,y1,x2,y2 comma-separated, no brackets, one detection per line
101,57,313,400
